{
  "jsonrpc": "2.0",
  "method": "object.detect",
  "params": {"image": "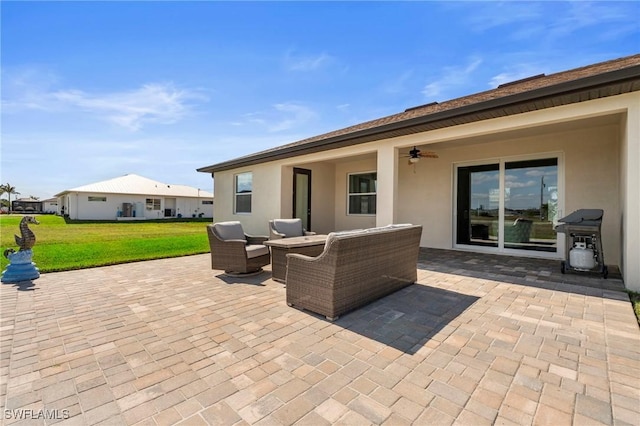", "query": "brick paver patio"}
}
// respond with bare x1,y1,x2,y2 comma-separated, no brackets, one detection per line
1,249,638,425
